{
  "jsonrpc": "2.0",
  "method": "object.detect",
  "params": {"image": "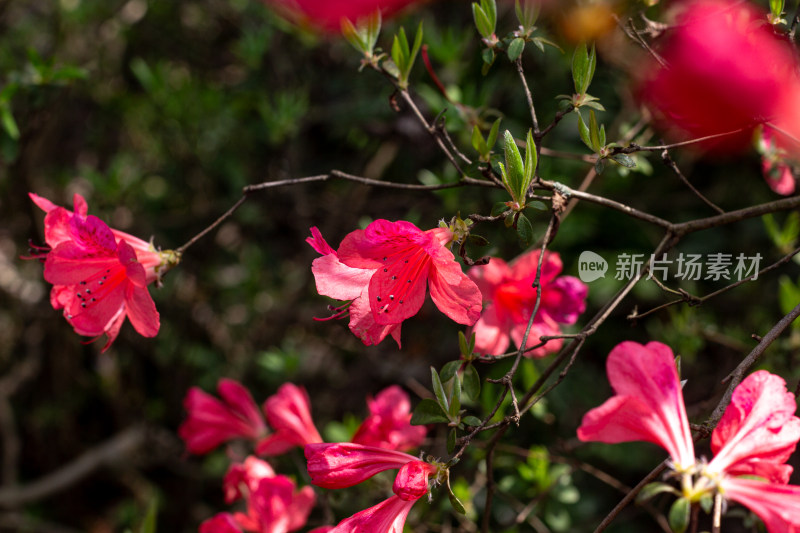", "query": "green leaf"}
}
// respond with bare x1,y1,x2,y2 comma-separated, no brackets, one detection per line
472,124,488,155
636,482,679,503
577,111,593,151
588,109,601,152
462,364,481,400
472,4,493,39
462,415,482,427
448,374,461,418
523,128,537,195
140,498,158,533
365,10,382,52
447,476,467,515
668,498,690,533
411,399,450,424
610,153,636,168
515,0,540,30
447,428,457,453
481,0,497,33
507,38,525,61
458,331,471,358
468,234,489,246
503,130,525,203
431,366,449,412
699,494,713,514
594,159,605,175
527,200,547,211
771,0,785,18
516,213,533,247
487,118,501,149
572,42,588,95
1,106,20,140
391,29,409,76
441,360,463,383
408,21,424,71
585,43,597,94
